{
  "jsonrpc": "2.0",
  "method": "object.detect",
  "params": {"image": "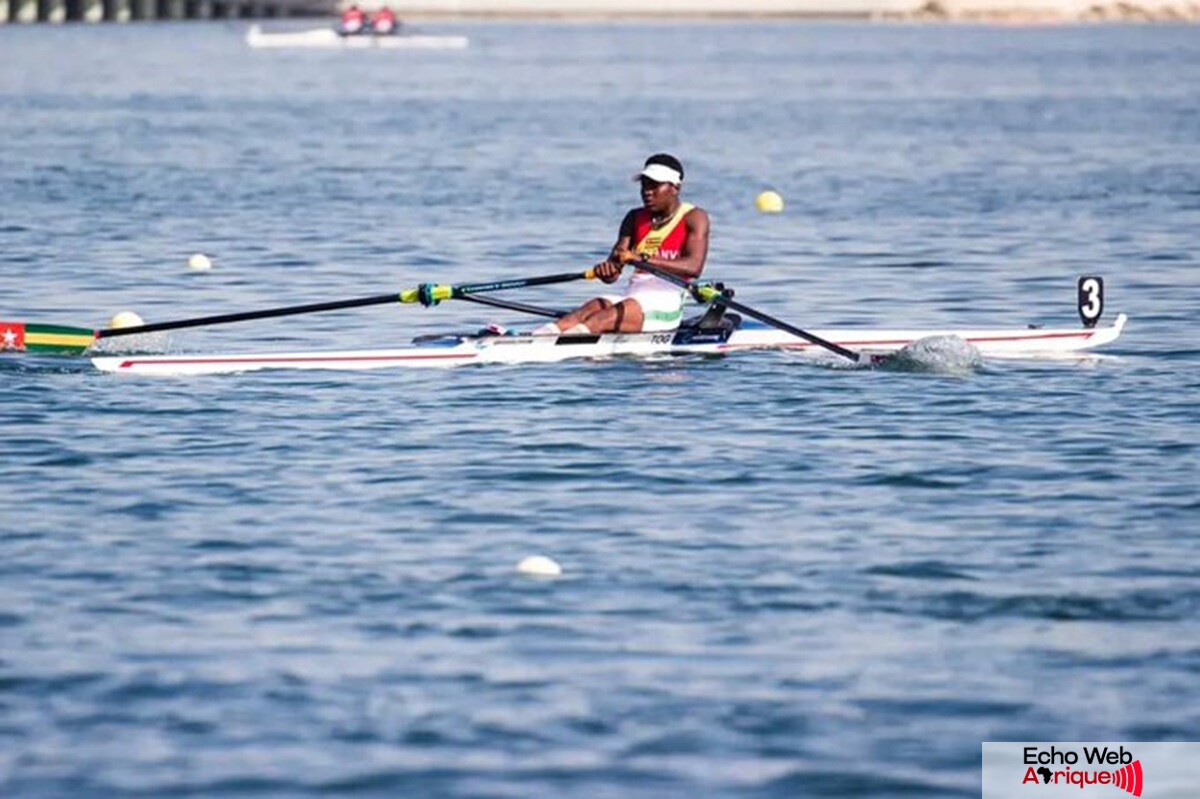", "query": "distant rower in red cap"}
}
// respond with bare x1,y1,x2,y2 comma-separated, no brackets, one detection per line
538,153,710,336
